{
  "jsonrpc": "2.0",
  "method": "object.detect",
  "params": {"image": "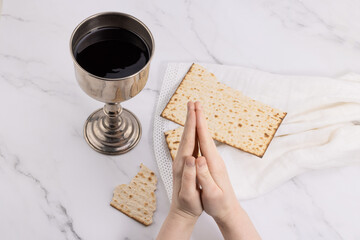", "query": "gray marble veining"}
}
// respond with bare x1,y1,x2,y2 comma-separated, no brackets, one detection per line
0,0,359,239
